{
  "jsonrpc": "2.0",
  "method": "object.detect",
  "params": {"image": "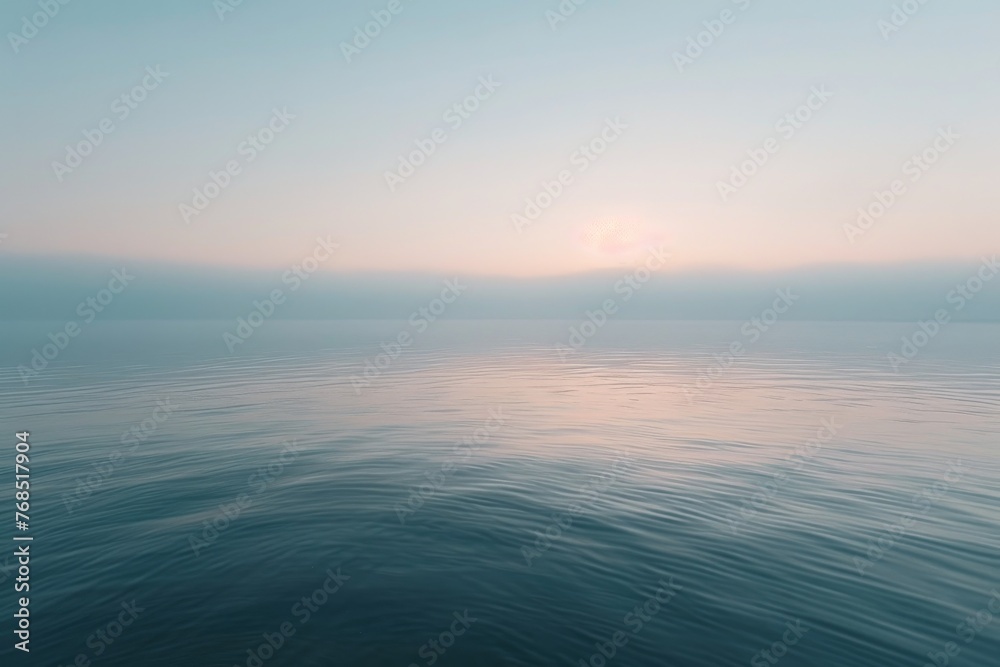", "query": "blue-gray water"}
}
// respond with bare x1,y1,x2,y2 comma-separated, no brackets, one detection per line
1,321,998,666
